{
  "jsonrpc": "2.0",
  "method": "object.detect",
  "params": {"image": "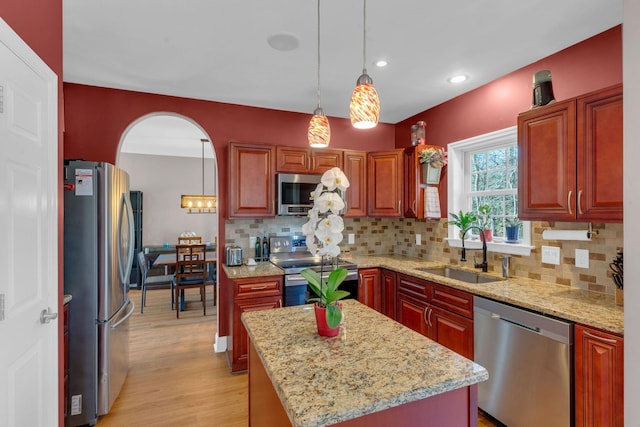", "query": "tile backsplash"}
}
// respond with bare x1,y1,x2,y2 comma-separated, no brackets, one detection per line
225,217,623,296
